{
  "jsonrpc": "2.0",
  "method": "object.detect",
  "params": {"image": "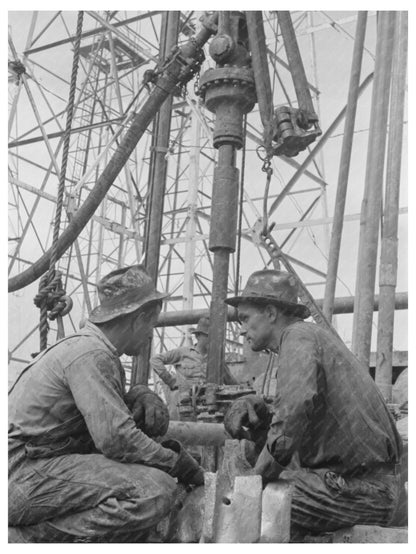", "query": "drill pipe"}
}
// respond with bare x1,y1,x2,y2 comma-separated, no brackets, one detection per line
163,420,229,446
323,12,368,322
352,12,396,366
375,12,408,401
134,11,180,387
